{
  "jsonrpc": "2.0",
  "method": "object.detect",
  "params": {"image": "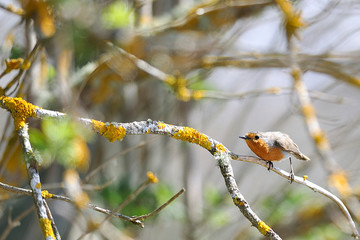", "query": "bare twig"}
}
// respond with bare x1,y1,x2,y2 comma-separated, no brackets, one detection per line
201,54,360,88
200,87,353,104
134,0,273,35
0,206,34,240
0,180,143,227
43,200,61,240
132,188,185,221
77,174,155,239
0,3,24,16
